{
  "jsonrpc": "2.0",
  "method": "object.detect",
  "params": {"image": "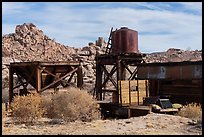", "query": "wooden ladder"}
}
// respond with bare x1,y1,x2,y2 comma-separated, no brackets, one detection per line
105,27,115,54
